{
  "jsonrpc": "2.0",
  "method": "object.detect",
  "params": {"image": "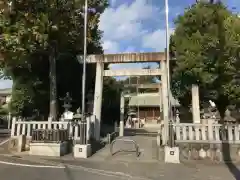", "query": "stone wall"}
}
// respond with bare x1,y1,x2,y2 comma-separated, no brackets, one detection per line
177,142,240,162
